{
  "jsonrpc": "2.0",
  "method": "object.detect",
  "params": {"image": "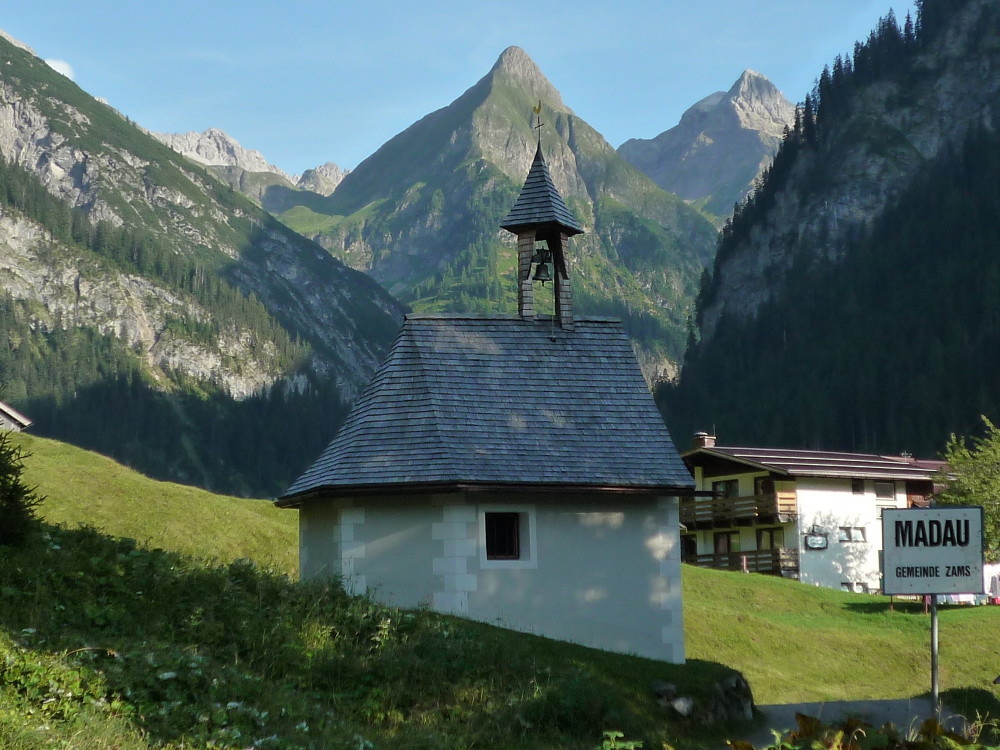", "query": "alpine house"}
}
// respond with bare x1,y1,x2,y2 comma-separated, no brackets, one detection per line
278,139,693,663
